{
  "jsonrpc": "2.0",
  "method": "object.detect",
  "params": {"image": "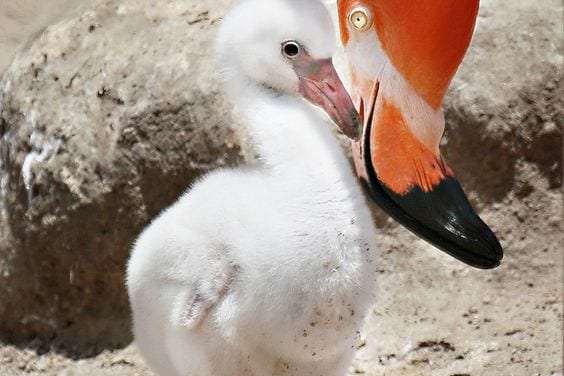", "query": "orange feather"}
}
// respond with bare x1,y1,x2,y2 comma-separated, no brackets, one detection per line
338,0,479,108
371,99,453,194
